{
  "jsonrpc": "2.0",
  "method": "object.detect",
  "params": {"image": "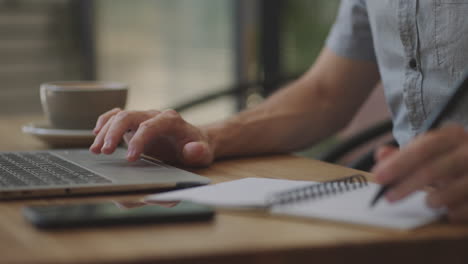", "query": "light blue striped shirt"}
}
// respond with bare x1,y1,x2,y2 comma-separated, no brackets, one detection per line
326,0,468,145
